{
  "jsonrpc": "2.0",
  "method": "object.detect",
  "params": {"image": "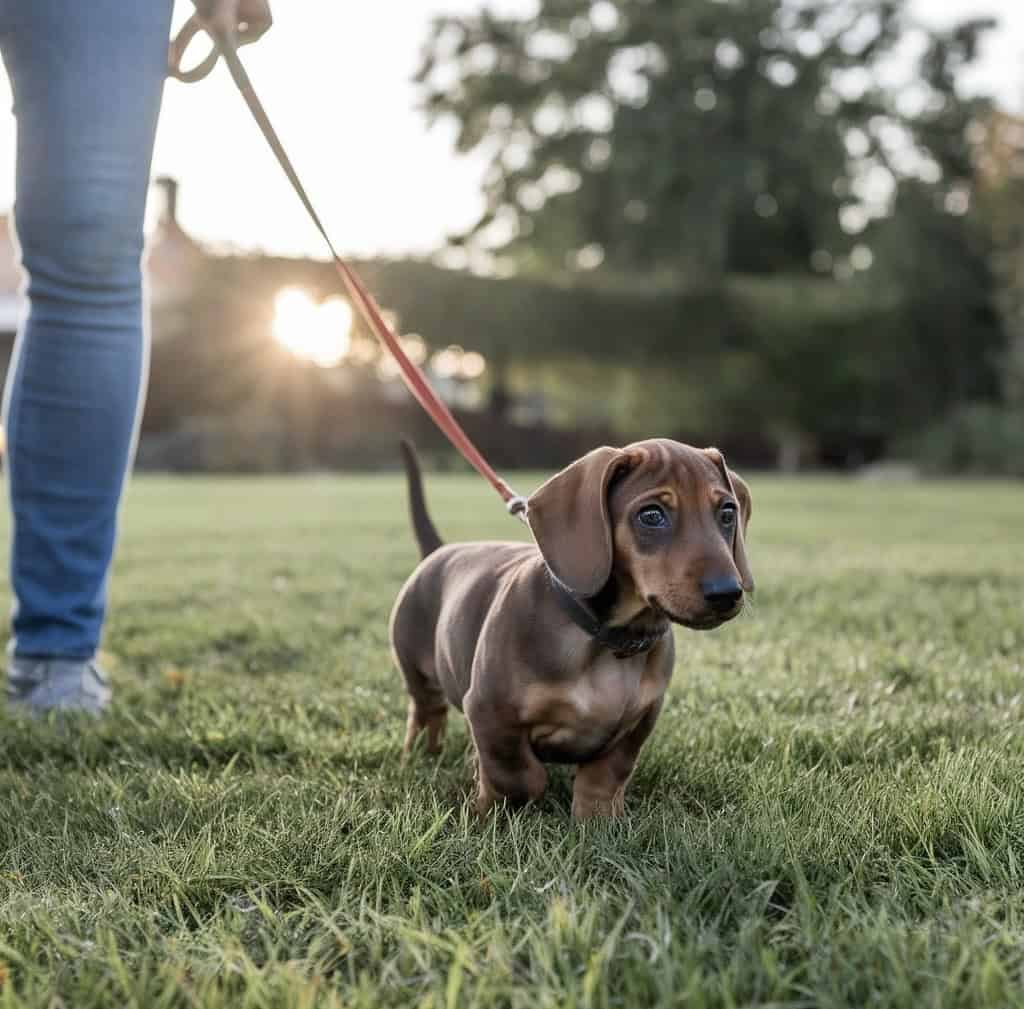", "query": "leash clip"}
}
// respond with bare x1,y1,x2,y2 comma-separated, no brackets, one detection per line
506,495,529,523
